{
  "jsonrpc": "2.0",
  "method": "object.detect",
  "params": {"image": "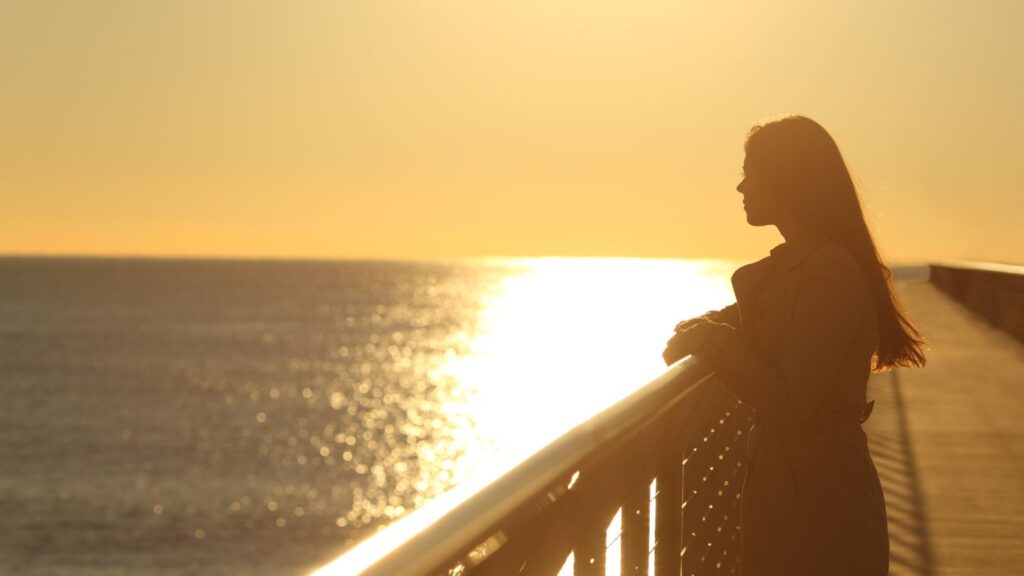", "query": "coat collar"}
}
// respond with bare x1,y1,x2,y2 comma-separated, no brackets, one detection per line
731,235,831,327
768,234,830,271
